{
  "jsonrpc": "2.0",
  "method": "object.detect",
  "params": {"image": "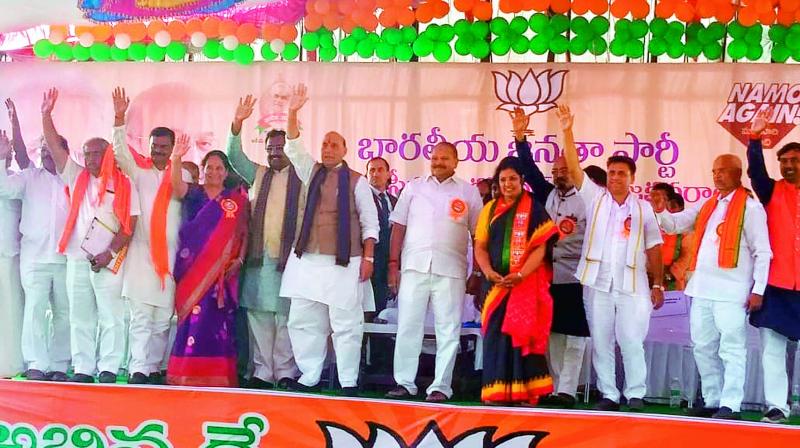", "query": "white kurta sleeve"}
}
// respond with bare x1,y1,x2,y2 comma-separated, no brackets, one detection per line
283,136,316,185
642,202,664,250
466,183,484,234
0,165,27,199
743,200,772,295
577,176,604,209
354,177,380,243
656,202,701,234
389,181,413,226
112,125,137,177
